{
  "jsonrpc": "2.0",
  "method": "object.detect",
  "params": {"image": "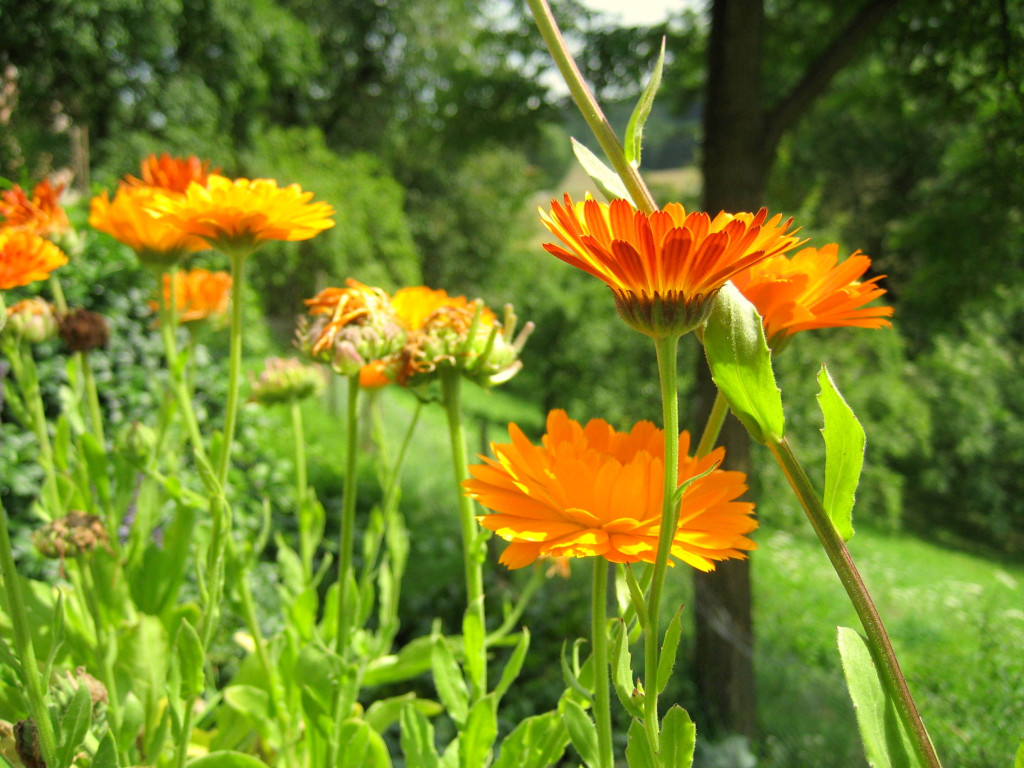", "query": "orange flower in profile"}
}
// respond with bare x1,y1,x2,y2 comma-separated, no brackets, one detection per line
125,153,217,193
541,194,800,337
731,244,893,350
0,179,70,237
90,186,209,266
0,229,68,289
465,410,757,571
151,268,232,323
151,174,335,255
